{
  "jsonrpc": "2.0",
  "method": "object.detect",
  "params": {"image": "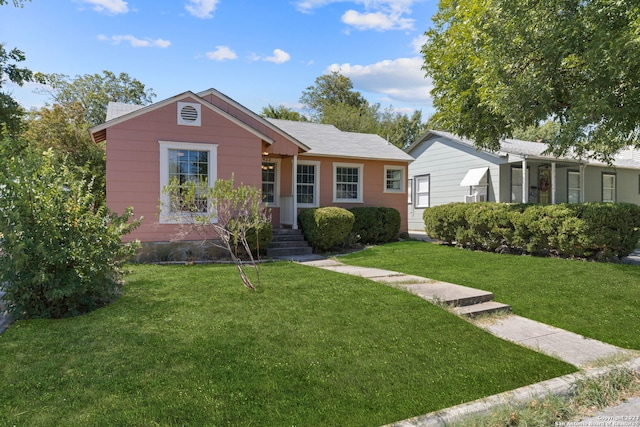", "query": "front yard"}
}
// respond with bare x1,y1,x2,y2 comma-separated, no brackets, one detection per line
0,262,574,426
341,240,640,350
